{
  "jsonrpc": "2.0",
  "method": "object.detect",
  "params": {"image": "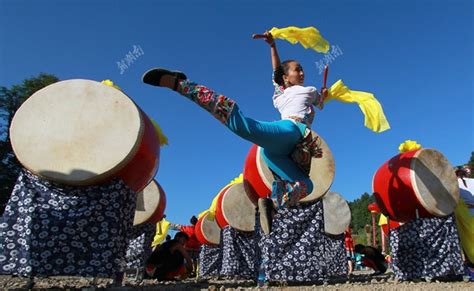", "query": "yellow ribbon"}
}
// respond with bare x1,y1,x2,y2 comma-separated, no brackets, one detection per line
455,199,474,263
270,26,330,53
151,218,171,247
325,80,390,133
398,140,421,153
